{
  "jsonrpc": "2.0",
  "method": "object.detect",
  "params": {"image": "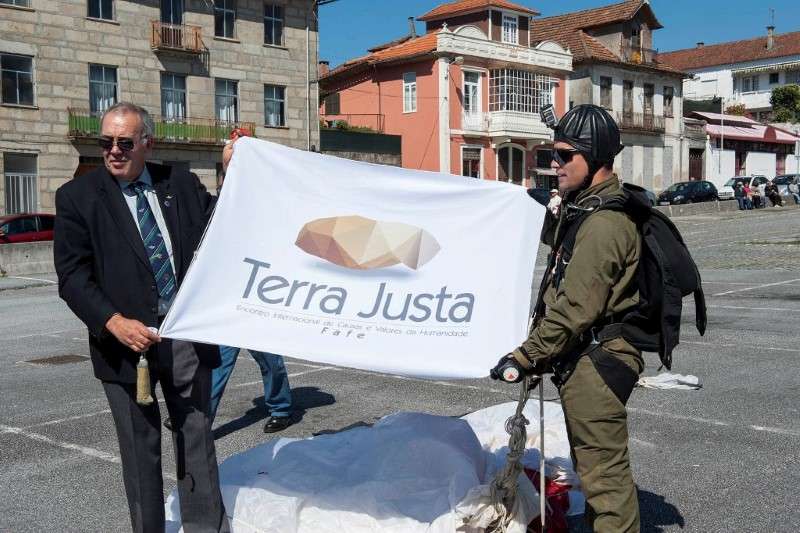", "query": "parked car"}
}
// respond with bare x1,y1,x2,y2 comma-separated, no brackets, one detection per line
0,213,55,244
718,175,770,200
773,174,800,195
657,181,719,205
